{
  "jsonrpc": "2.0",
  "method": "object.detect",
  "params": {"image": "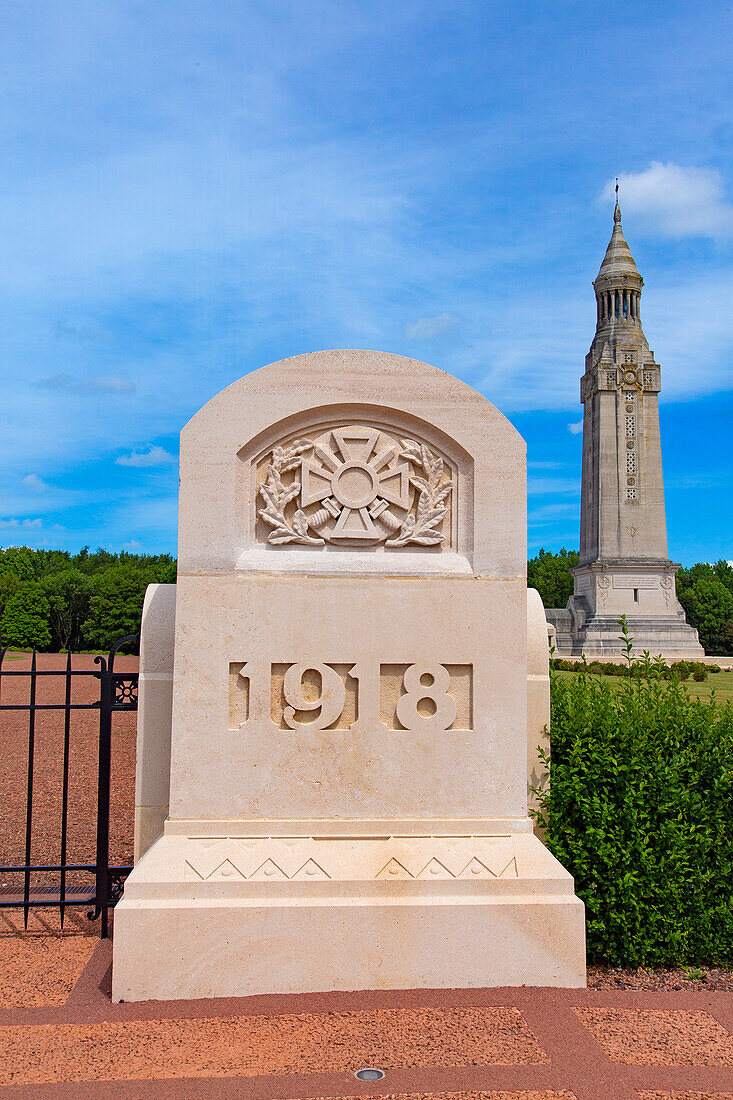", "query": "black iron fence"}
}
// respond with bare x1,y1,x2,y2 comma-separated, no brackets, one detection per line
0,634,139,937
